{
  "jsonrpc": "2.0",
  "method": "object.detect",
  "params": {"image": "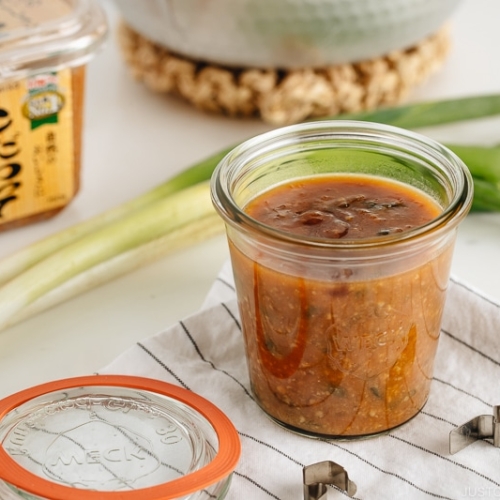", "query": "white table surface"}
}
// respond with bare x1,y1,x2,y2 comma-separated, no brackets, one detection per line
0,0,499,400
